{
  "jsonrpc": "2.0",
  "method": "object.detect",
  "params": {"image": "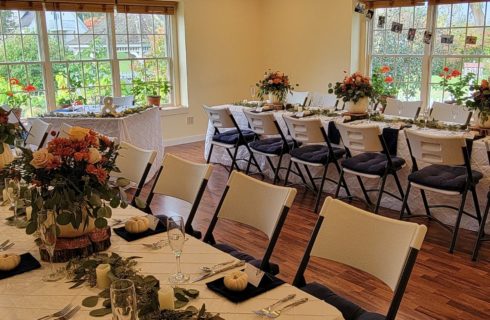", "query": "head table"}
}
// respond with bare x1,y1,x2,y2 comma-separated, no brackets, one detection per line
28,106,164,182
205,104,490,233
0,205,343,320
